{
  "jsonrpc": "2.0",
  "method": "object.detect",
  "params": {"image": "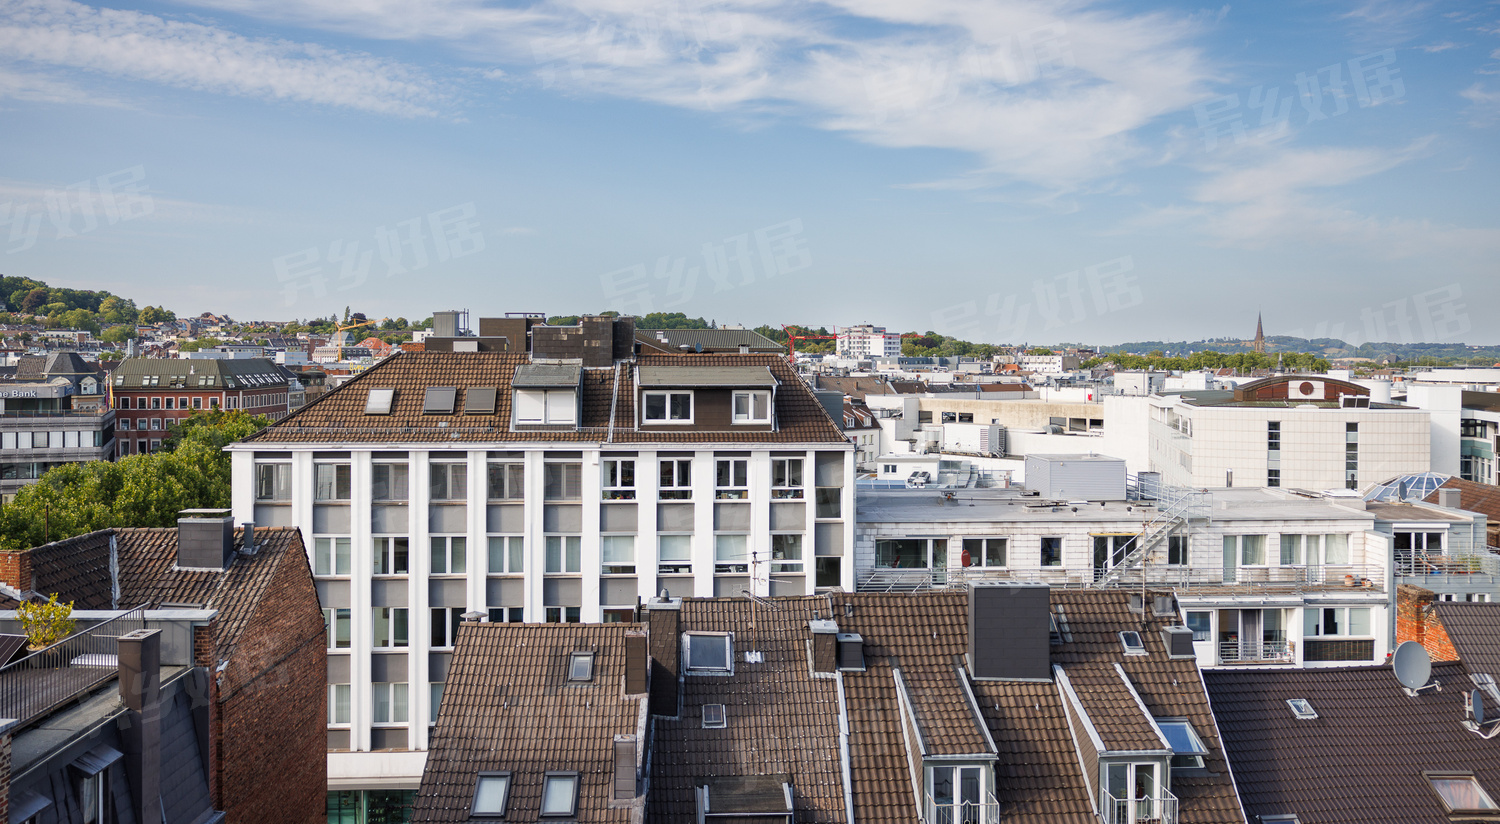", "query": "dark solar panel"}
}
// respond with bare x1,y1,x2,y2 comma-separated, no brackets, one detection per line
0,633,29,666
